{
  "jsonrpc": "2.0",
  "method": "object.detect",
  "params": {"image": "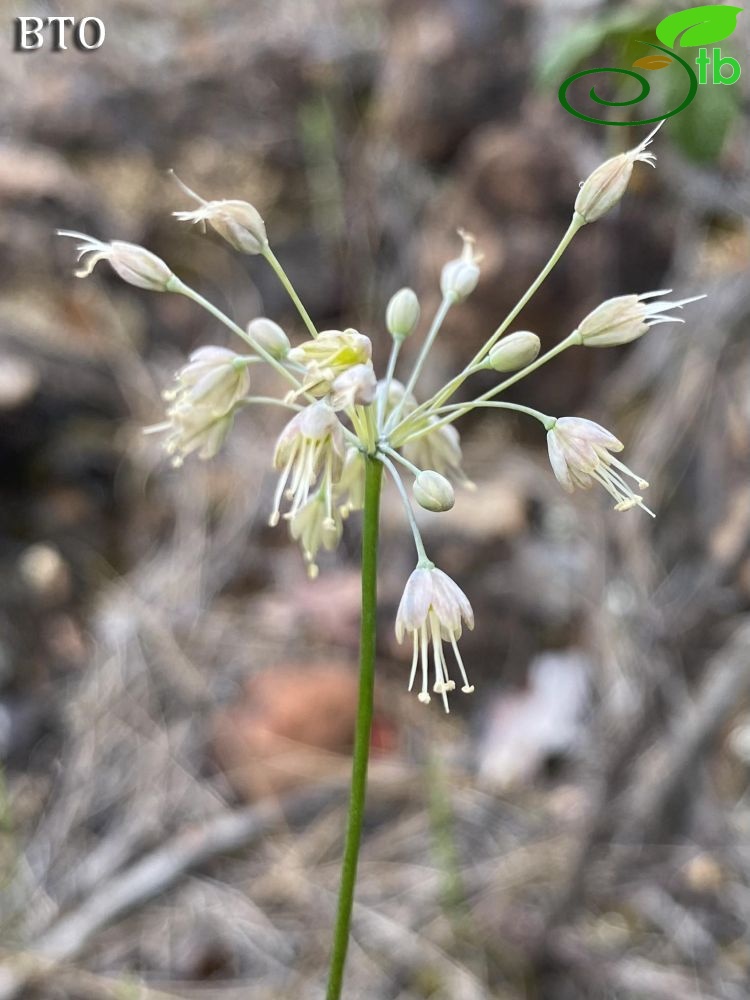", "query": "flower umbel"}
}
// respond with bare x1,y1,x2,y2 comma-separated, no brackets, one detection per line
547,417,653,515
395,565,474,711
